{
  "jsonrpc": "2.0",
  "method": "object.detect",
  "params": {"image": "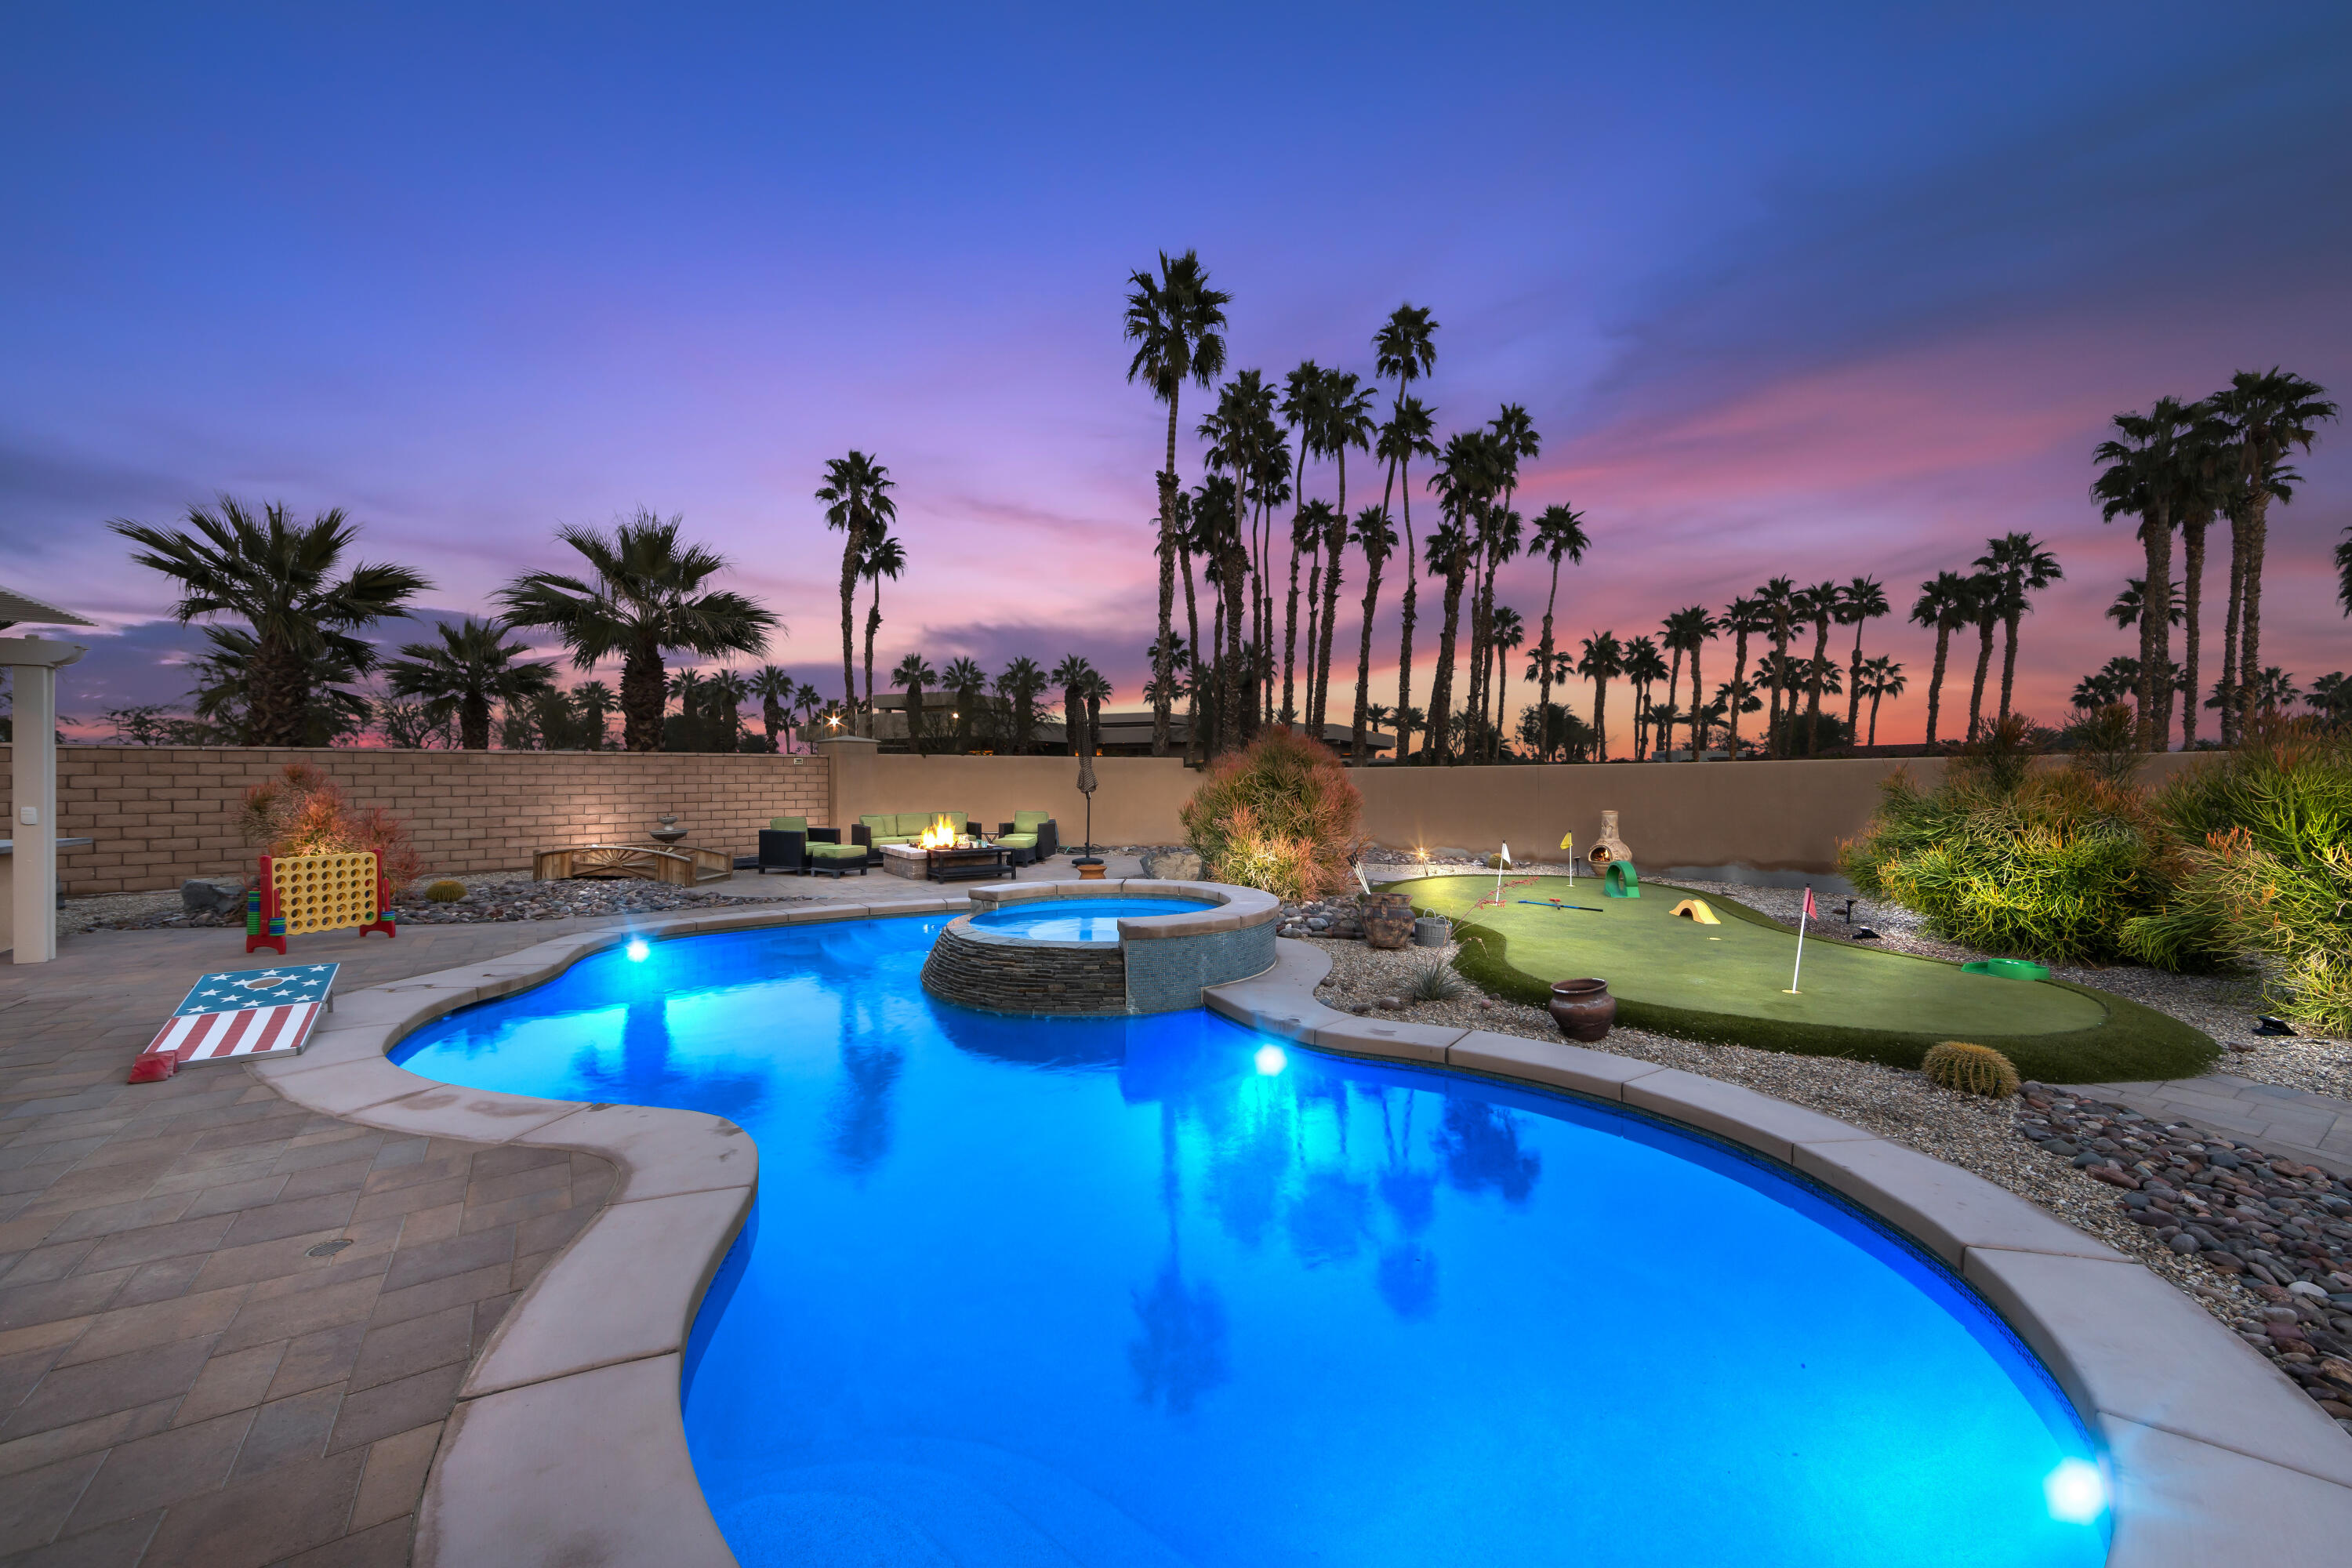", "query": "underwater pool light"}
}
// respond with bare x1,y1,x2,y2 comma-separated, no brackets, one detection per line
2043,1457,2106,1523
1254,1044,1287,1076
625,938,651,962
